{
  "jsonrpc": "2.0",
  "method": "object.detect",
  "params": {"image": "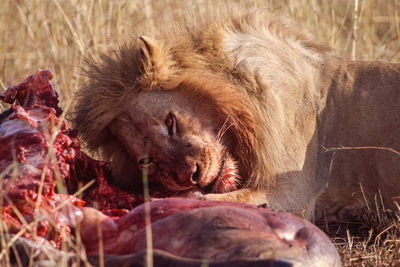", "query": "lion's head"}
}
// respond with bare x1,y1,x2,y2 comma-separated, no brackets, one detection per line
107,85,241,193
72,31,263,194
